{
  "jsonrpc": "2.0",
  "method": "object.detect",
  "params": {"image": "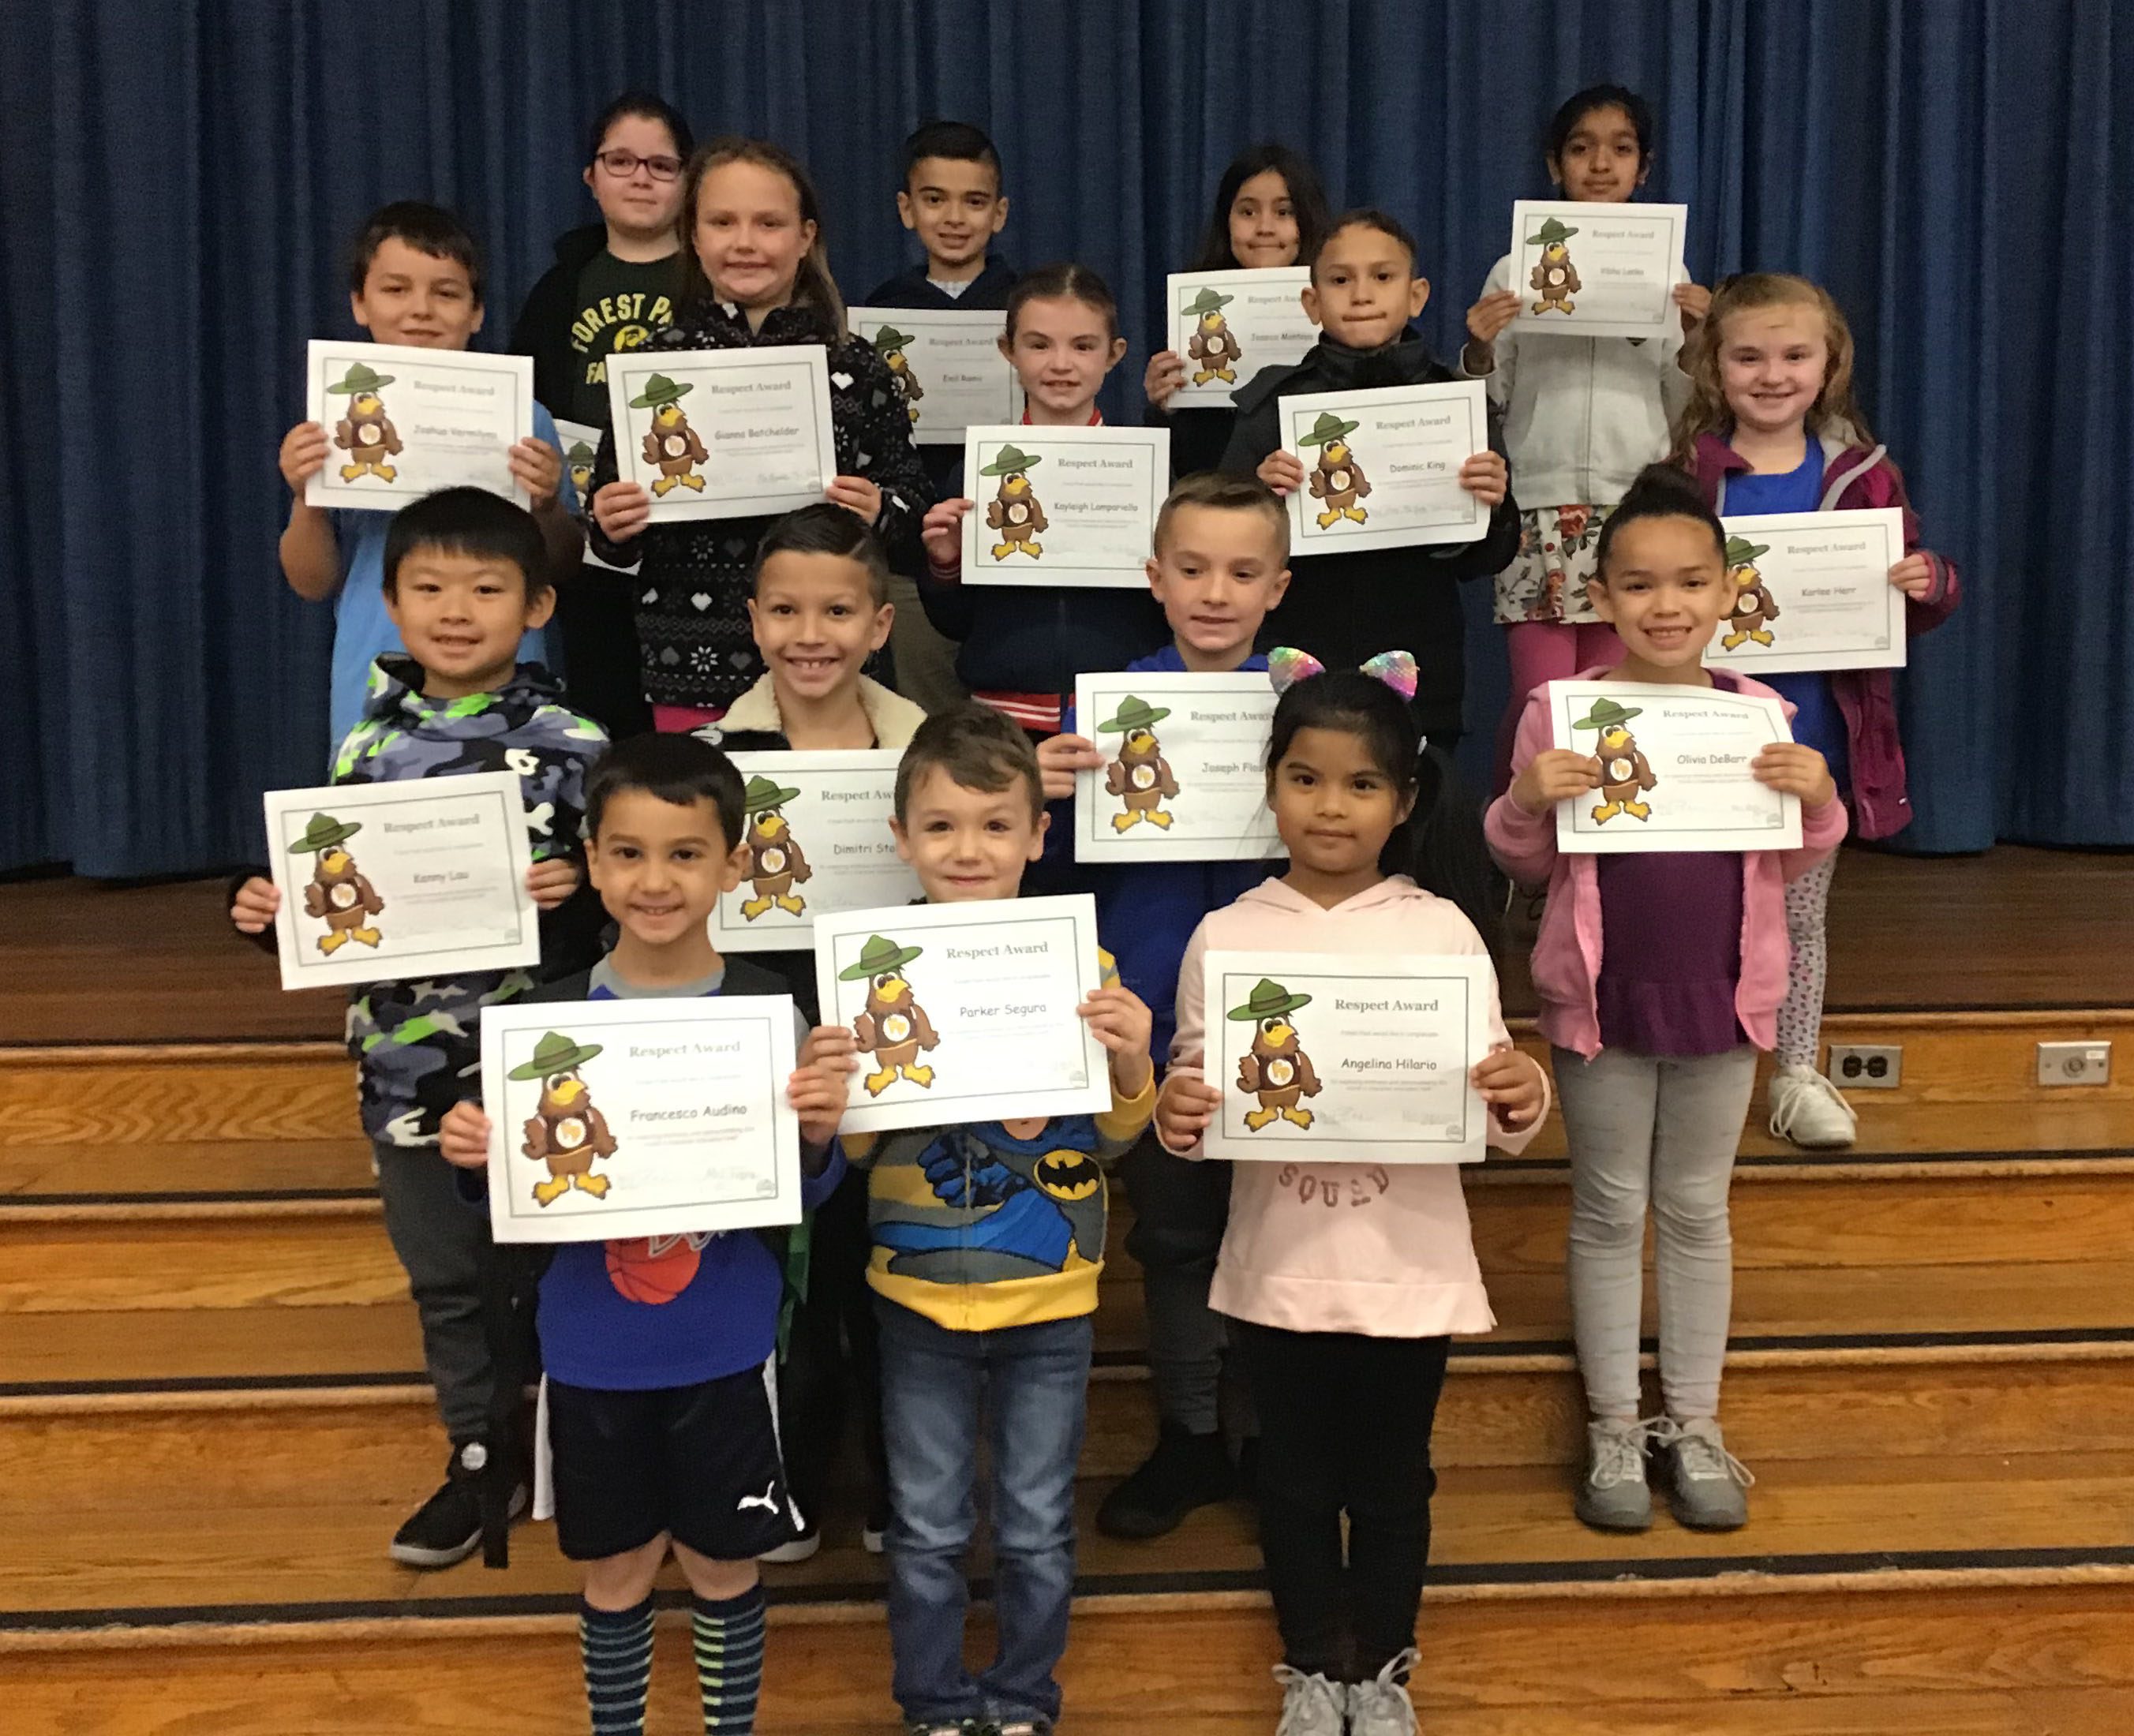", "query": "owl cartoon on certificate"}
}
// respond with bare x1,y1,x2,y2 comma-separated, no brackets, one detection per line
1721,536,1782,649
630,372,707,497
328,361,403,484
1097,695,1181,832
1182,286,1242,385
1573,696,1657,824
511,1031,620,1206
871,325,926,425
1230,978,1322,1132
1527,216,1582,314
288,812,384,954
982,443,1047,559
1298,411,1370,529
739,775,812,919
843,935,941,1096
